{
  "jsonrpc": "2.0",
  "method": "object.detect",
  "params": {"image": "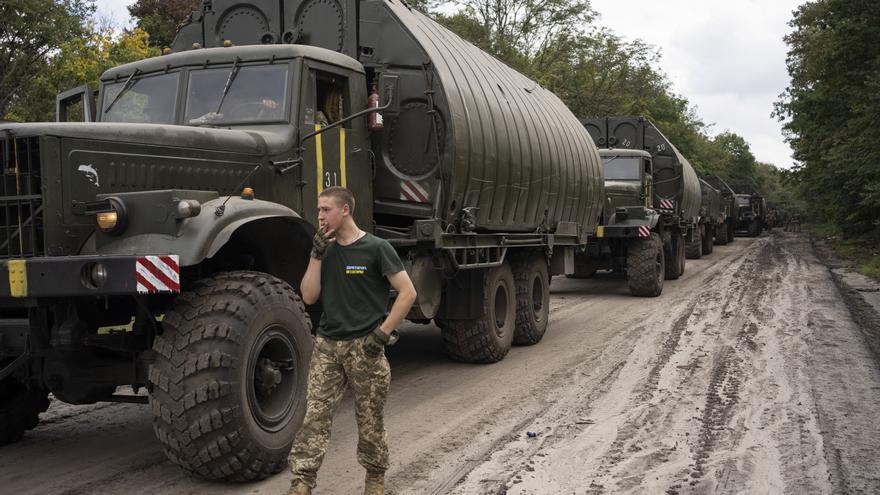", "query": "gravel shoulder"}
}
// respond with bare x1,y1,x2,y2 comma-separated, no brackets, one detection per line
1,232,878,494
